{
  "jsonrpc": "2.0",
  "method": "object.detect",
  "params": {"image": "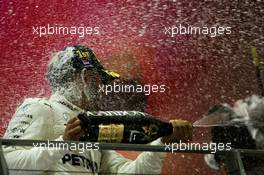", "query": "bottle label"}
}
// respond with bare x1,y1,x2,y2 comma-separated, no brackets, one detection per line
129,130,140,142
98,124,124,142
